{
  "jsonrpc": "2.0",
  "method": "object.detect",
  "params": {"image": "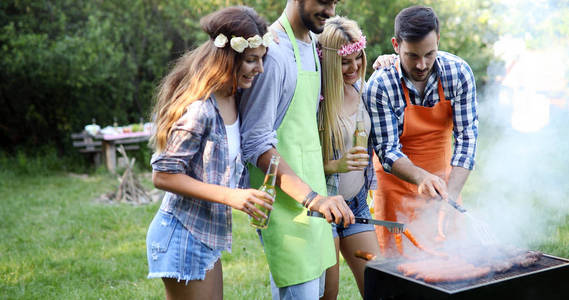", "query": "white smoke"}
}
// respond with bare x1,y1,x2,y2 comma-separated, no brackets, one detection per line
464,0,569,250
389,0,569,260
